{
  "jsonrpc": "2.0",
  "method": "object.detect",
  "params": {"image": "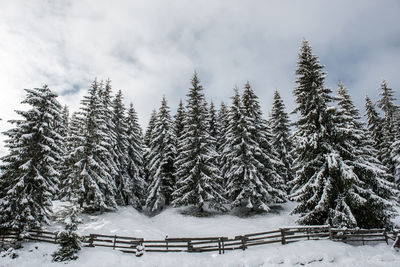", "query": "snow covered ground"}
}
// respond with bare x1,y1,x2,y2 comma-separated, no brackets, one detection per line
2,201,400,267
